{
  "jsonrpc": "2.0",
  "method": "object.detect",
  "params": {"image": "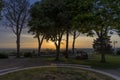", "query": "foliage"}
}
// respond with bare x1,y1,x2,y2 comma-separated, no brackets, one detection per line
93,36,113,54
92,0,120,62
28,2,47,56
72,0,95,33
73,0,120,62
21,0,120,62
28,1,50,36
30,0,74,60
32,0,97,60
